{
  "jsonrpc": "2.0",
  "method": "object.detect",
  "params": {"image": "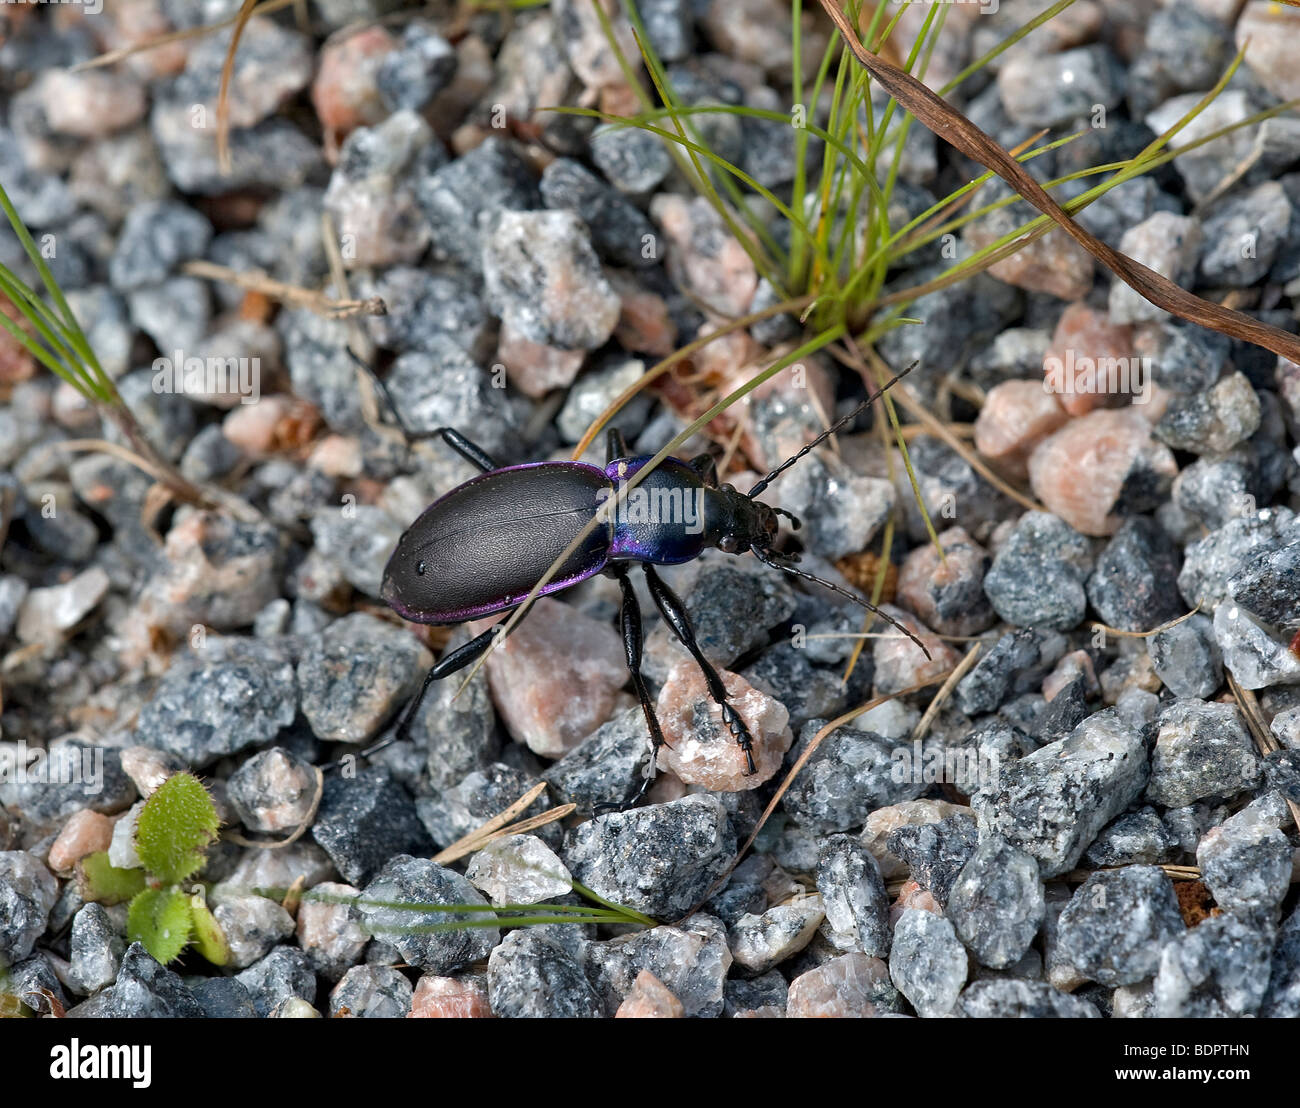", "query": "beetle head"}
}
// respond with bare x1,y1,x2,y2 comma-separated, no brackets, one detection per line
710,485,788,555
